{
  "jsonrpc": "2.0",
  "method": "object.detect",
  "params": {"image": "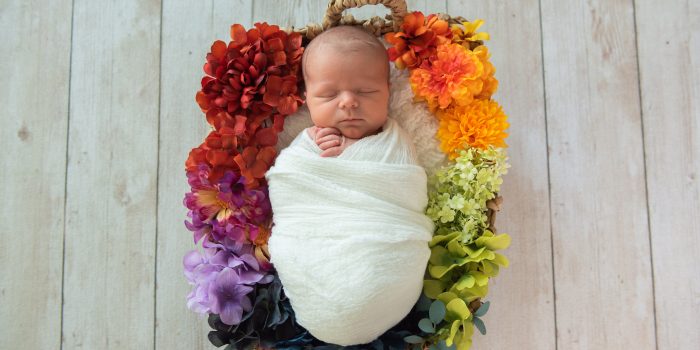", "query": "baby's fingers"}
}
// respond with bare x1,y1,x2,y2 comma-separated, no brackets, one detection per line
316,134,341,146
320,146,342,157
315,127,340,139
318,138,342,150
